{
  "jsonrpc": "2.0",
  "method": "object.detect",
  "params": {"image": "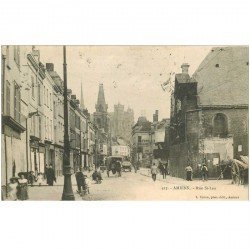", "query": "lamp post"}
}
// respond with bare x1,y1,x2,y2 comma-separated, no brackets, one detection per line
62,46,75,200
